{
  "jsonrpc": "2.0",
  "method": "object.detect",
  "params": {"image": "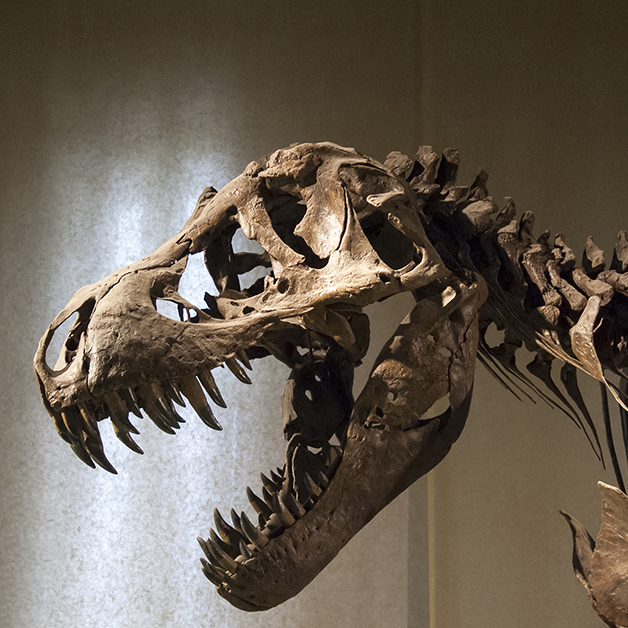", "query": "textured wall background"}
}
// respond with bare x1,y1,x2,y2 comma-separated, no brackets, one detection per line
0,2,426,627
1,1,627,627
422,3,628,627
